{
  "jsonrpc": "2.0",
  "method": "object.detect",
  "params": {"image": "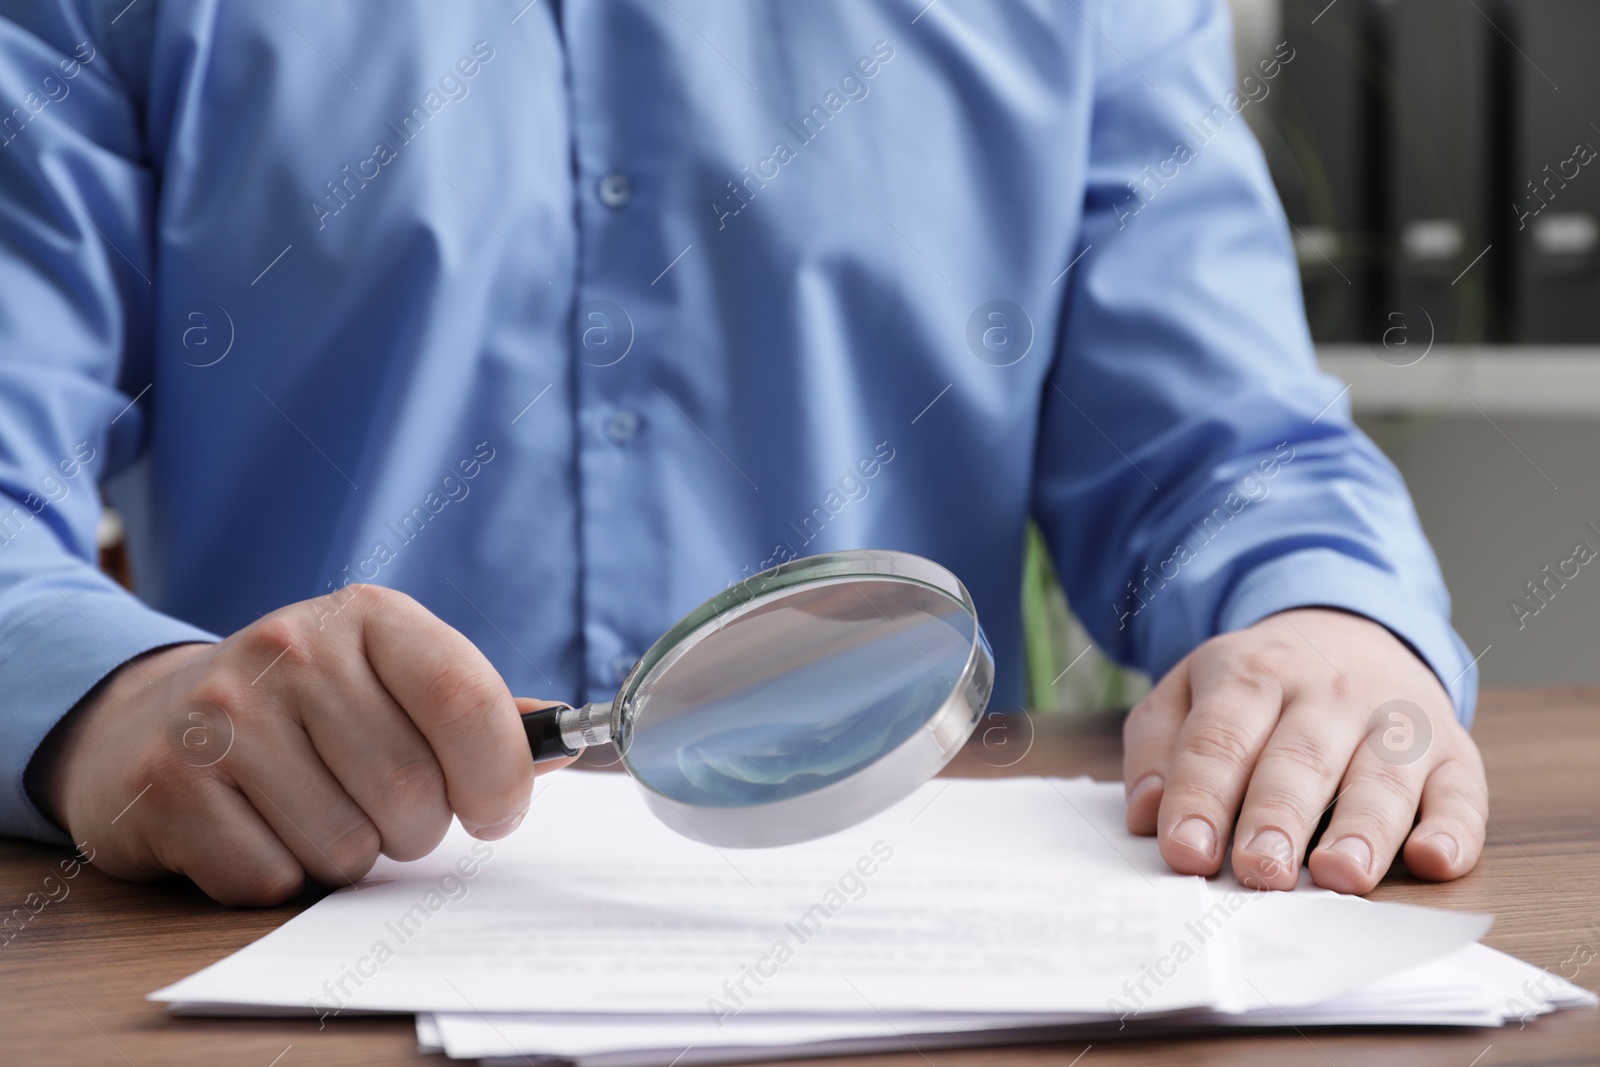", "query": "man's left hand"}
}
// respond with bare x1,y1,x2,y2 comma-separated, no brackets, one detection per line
1122,608,1487,893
